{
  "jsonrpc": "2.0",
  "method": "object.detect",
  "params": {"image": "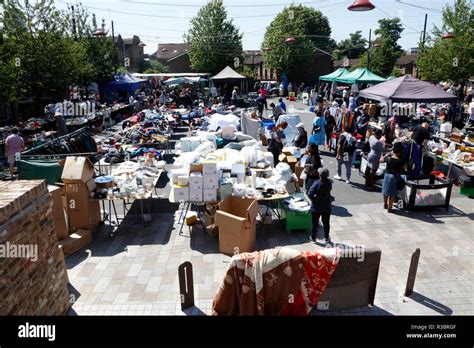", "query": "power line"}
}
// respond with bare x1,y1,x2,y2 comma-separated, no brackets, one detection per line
120,0,326,8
